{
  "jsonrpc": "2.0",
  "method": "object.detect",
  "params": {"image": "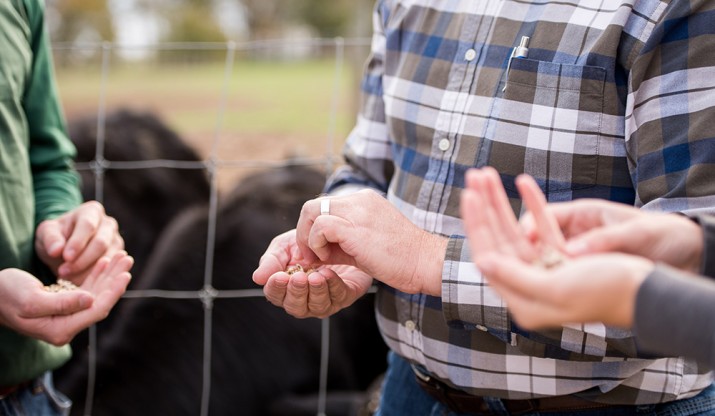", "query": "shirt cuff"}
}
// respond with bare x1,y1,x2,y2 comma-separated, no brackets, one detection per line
441,236,511,334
